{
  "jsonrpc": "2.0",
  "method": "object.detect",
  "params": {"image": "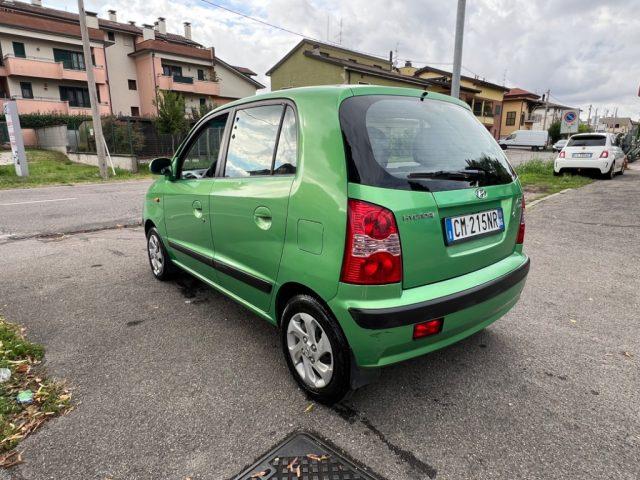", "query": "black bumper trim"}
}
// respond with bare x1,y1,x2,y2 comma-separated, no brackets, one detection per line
168,240,272,294
349,257,530,330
